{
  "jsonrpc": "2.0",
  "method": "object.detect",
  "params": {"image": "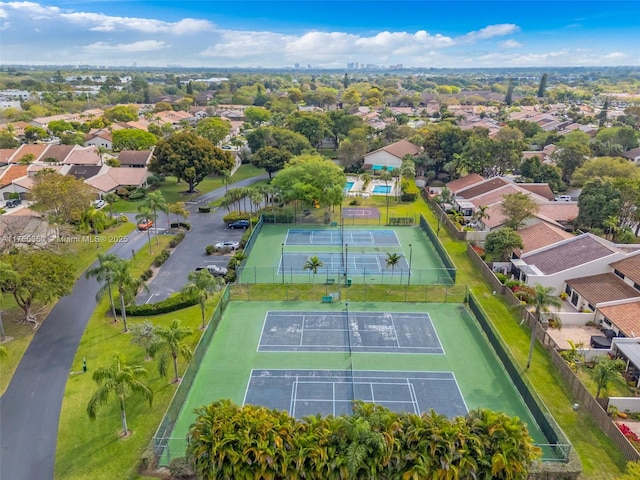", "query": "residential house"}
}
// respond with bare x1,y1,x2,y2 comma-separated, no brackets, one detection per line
510,233,629,293
512,222,575,258
362,139,420,172
154,110,195,128
622,146,640,165
84,129,113,149
39,144,75,164
85,167,149,196
8,144,49,163
66,165,104,180
118,150,153,168
0,164,29,200
62,146,101,166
